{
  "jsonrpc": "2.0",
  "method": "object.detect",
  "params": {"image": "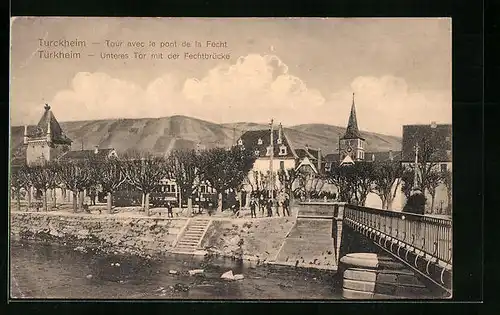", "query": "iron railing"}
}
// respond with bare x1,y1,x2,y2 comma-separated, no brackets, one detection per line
343,205,452,265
